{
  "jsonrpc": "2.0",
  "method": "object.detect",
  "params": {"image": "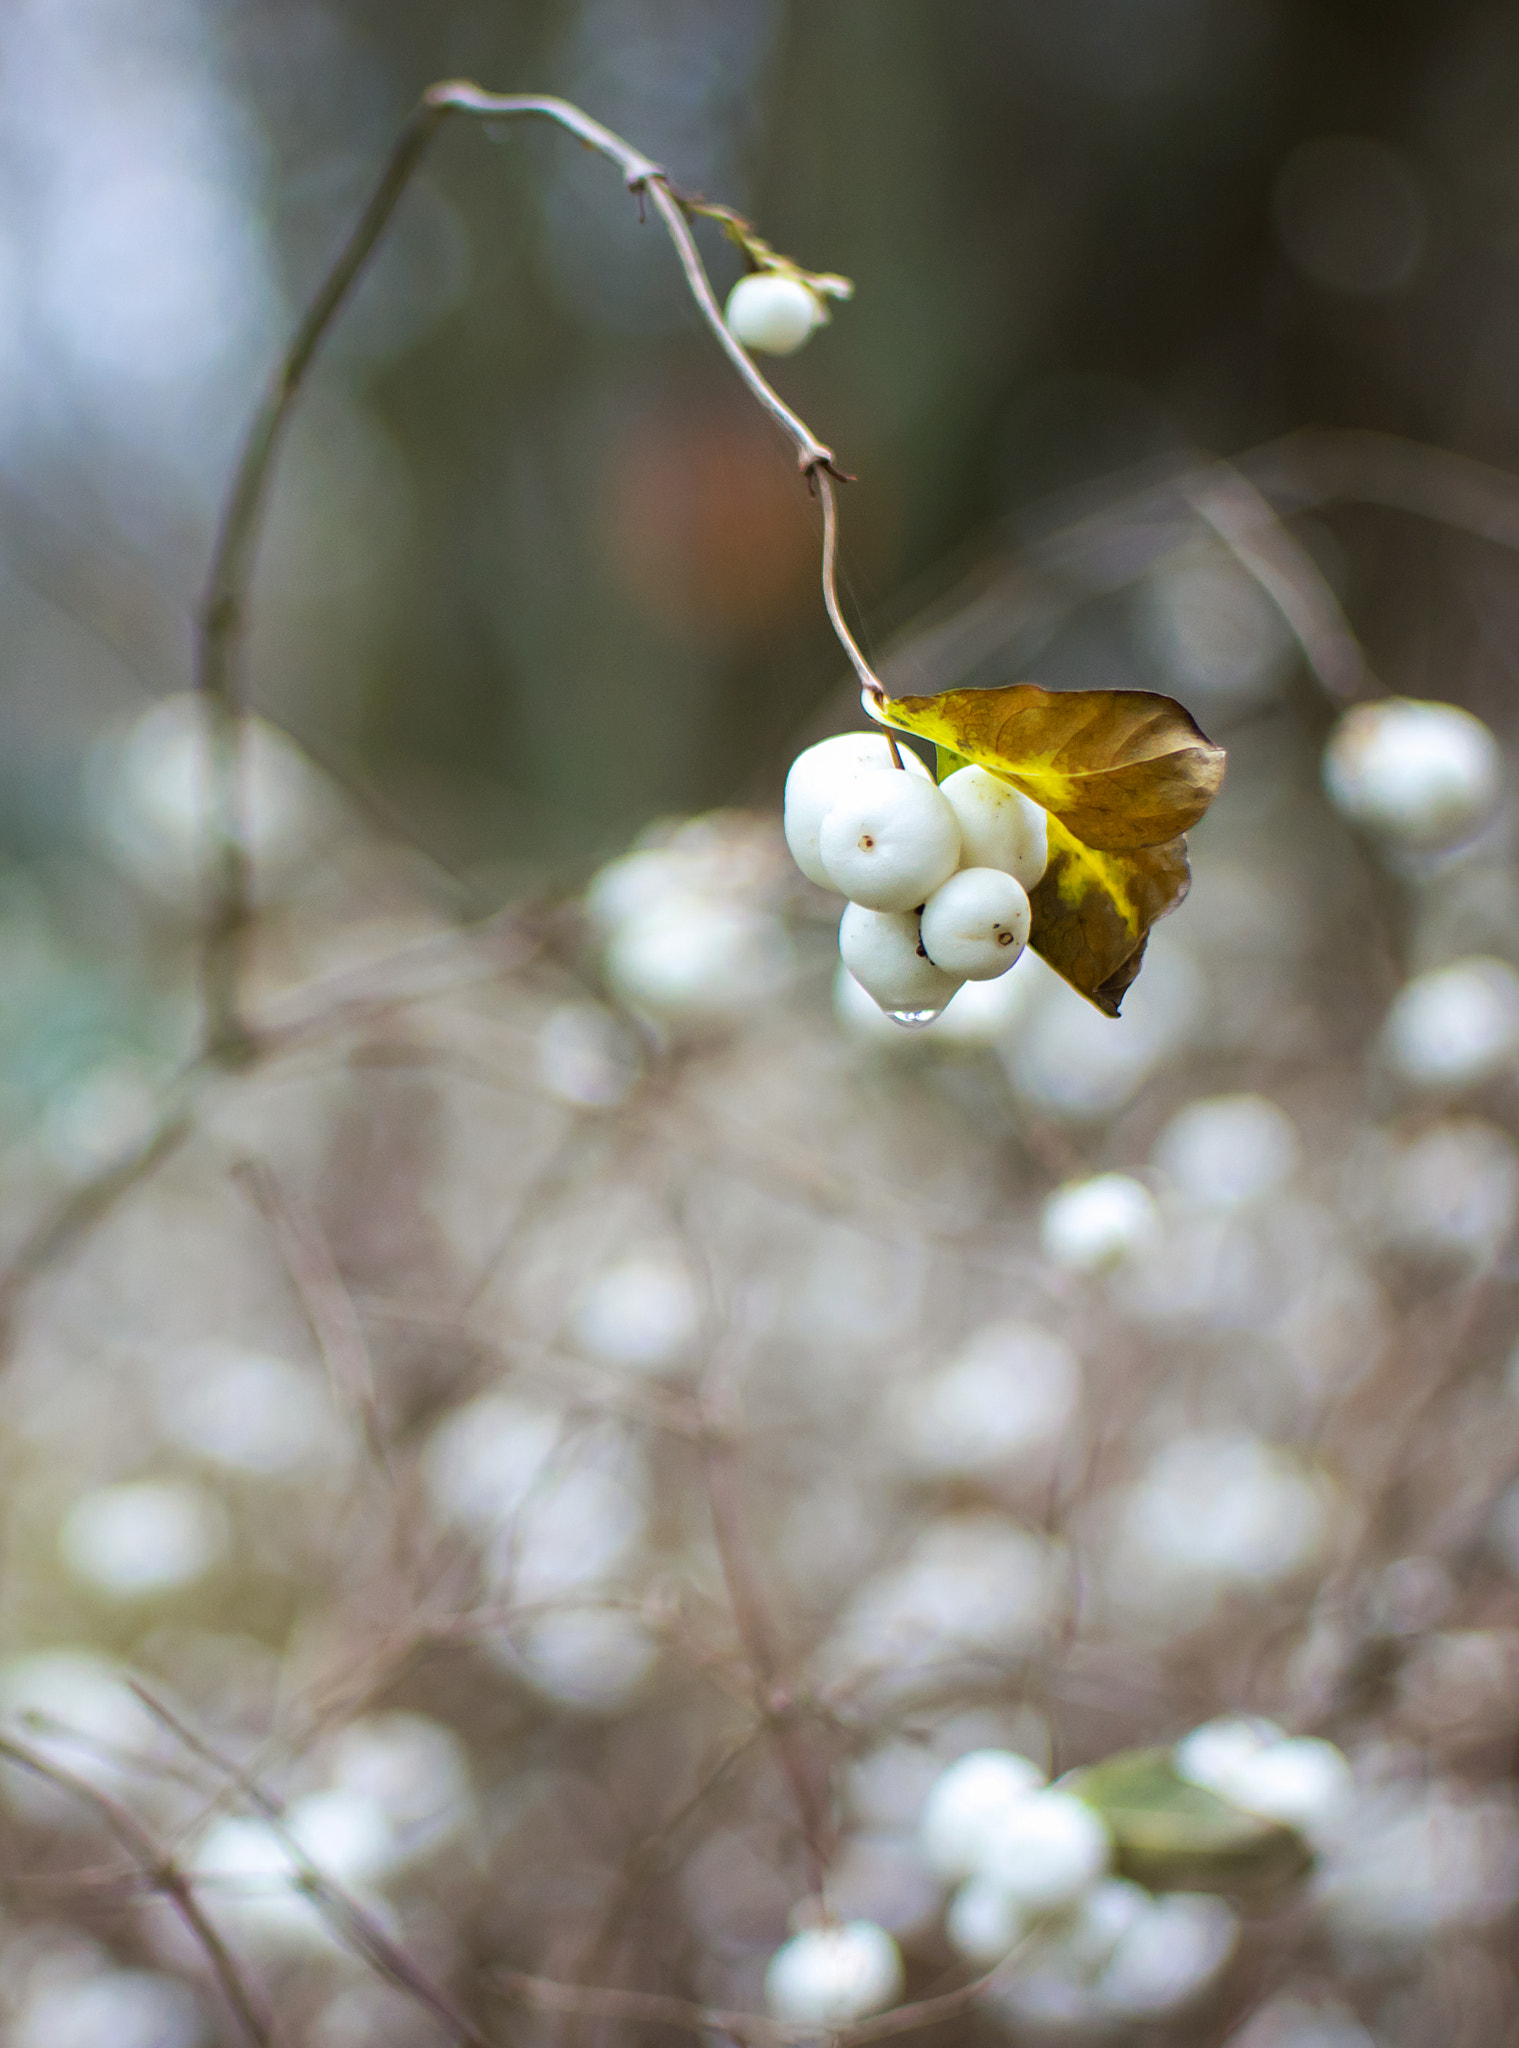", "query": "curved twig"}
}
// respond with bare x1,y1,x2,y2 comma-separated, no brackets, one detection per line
196,83,877,1055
